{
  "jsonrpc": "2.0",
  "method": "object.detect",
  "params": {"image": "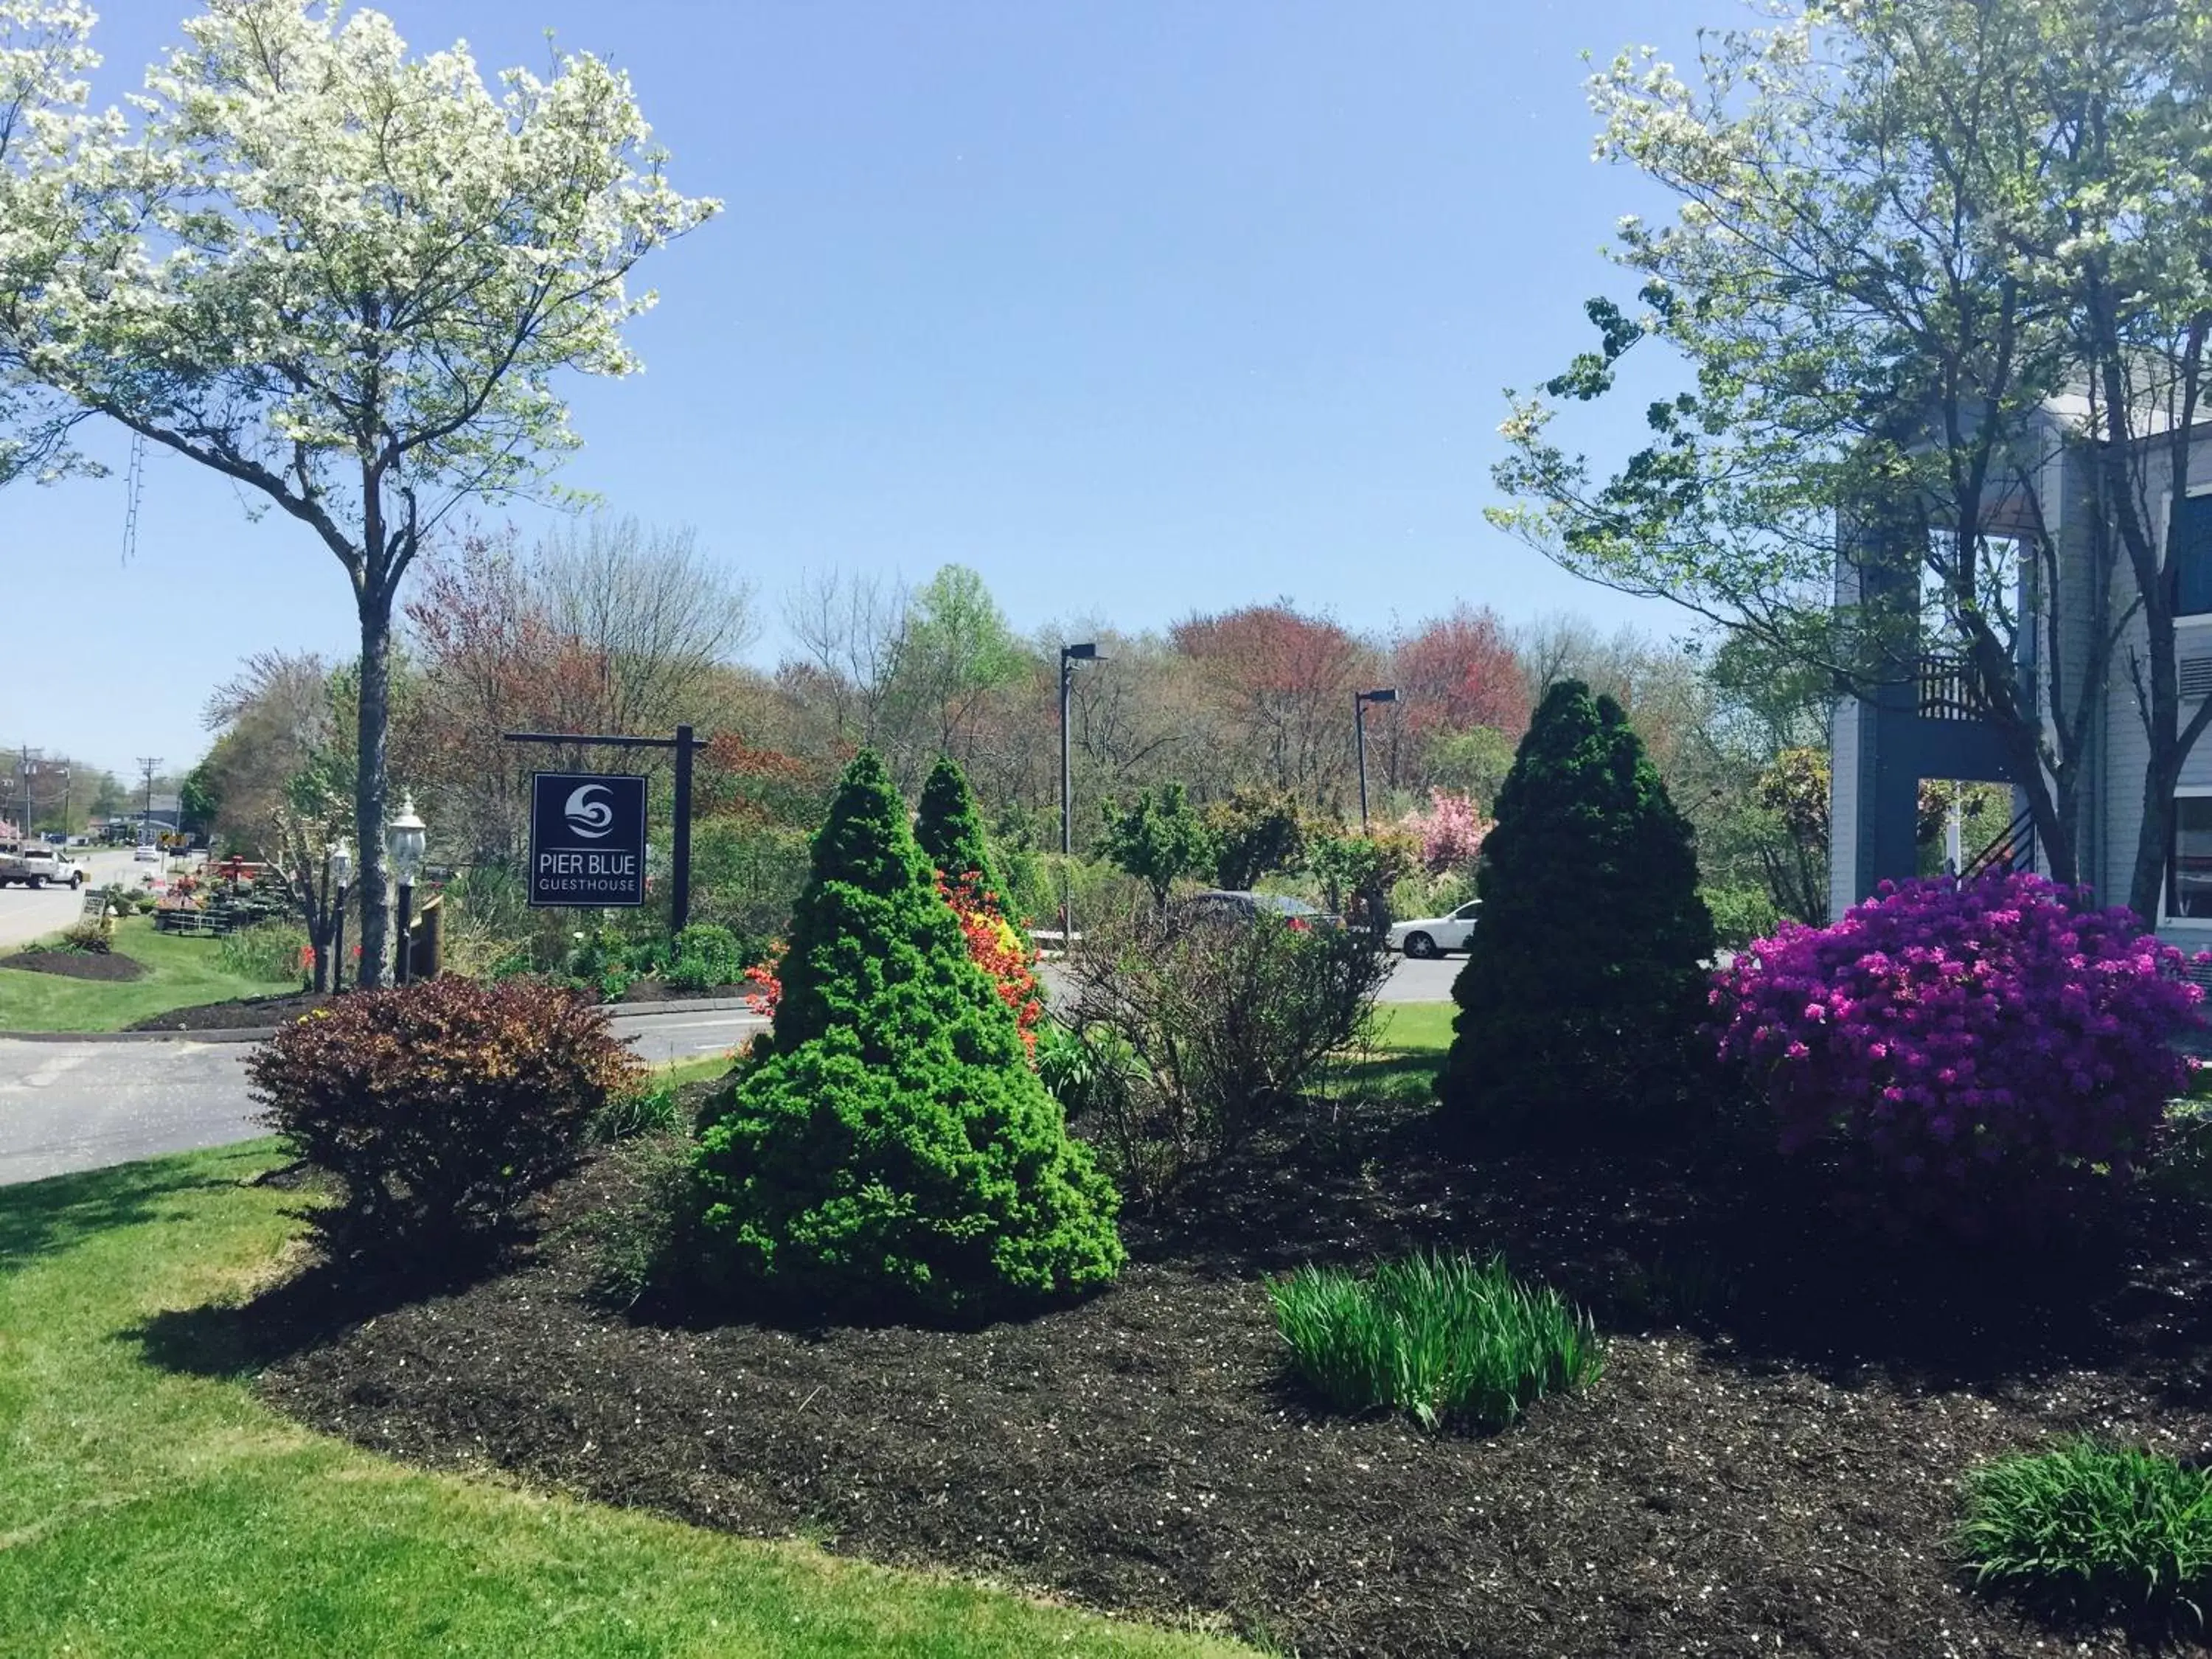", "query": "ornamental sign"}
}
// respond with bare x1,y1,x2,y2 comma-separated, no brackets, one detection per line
527,772,647,908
